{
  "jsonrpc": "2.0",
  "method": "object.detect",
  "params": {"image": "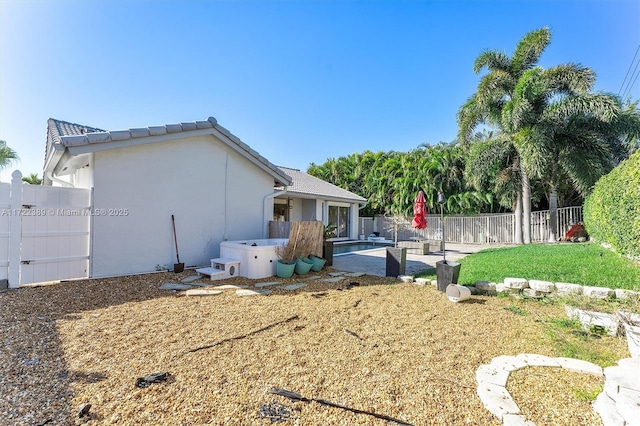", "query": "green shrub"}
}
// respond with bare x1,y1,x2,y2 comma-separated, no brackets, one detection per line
584,151,640,259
